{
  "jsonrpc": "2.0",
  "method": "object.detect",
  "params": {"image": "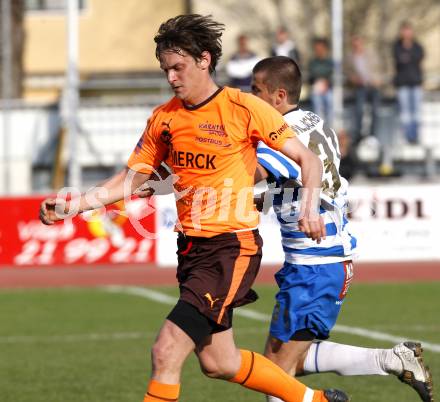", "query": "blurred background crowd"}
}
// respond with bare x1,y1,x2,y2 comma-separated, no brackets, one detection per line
224,18,429,180
0,0,440,195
